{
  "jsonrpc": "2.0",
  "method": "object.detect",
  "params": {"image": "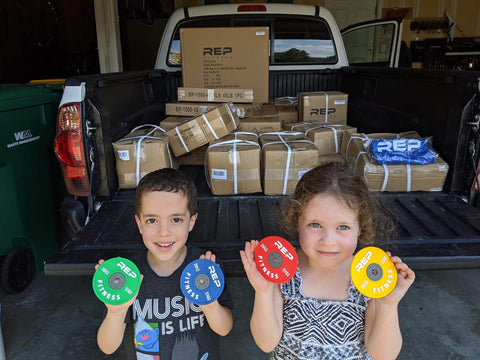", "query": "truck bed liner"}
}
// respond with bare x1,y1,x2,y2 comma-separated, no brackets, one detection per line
44,167,480,276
